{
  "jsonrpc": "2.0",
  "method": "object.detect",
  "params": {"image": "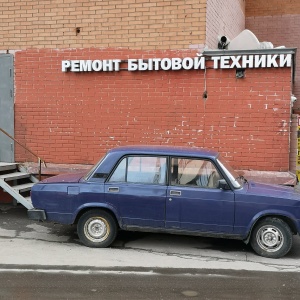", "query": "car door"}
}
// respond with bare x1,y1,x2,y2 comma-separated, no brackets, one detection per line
105,155,168,228
166,157,235,233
